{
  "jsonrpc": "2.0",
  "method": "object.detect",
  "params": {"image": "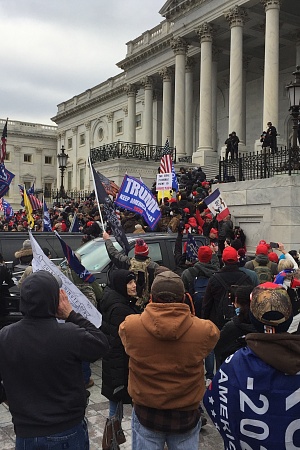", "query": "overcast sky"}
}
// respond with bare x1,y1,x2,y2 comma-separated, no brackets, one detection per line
0,0,165,125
